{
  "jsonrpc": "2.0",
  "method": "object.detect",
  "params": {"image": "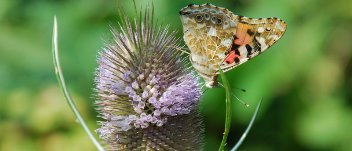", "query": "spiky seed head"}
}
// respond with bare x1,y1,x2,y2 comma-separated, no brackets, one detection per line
94,8,204,150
